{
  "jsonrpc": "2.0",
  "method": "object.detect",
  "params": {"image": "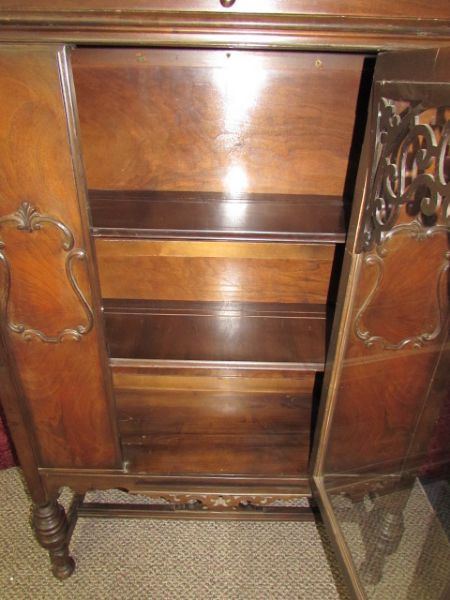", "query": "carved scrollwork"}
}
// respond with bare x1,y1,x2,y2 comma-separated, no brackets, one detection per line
355,96,450,351
129,491,303,511
355,222,449,350
160,493,280,511
0,201,94,343
362,99,449,251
